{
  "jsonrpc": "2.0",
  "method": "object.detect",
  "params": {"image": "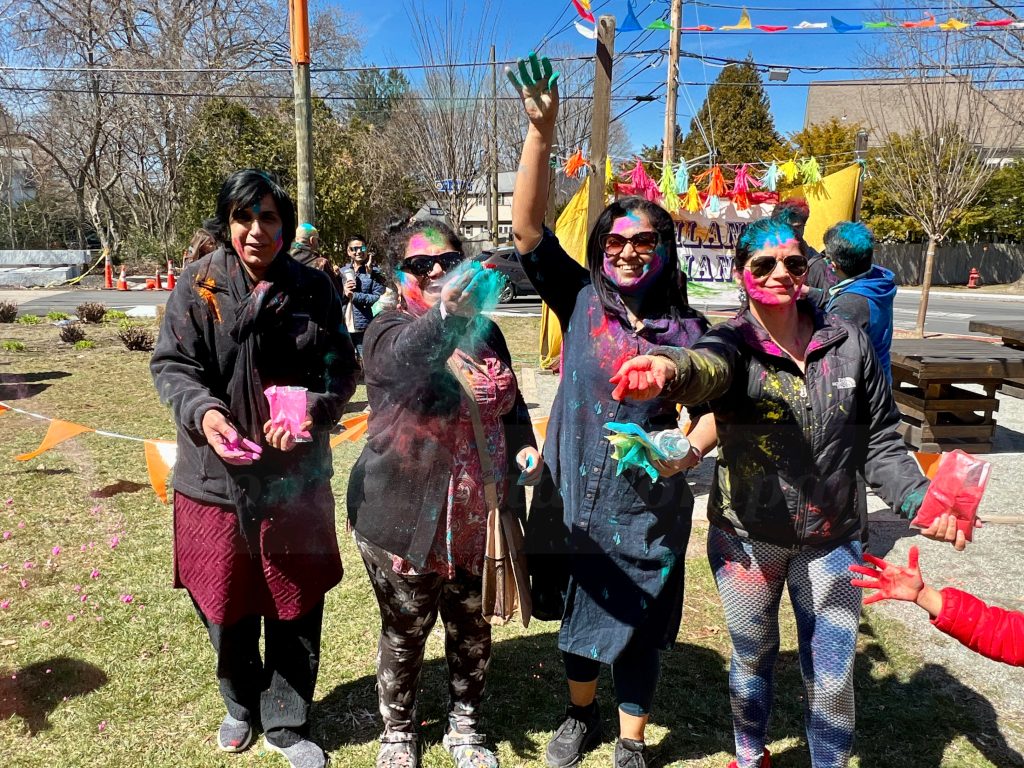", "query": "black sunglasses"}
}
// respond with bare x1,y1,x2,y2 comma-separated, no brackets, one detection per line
398,252,464,277
747,253,809,279
599,231,660,256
